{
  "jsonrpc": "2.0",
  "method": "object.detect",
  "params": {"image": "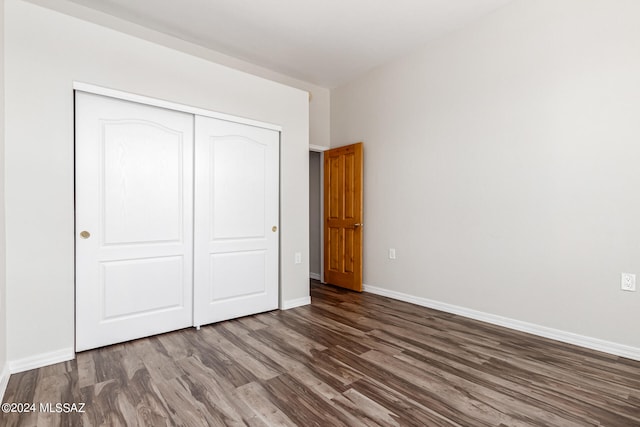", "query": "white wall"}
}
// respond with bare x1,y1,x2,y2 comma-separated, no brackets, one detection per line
5,0,309,365
332,0,640,352
24,0,331,150
0,0,9,397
